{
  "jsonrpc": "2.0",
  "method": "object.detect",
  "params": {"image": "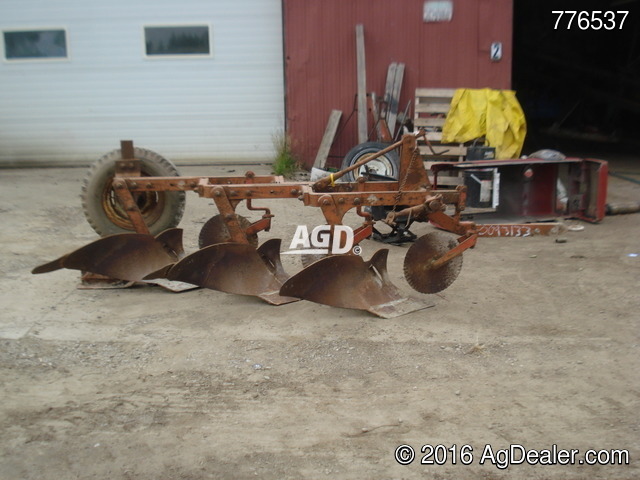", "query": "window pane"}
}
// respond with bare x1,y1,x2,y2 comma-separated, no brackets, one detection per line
4,29,67,59
145,26,210,56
